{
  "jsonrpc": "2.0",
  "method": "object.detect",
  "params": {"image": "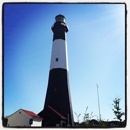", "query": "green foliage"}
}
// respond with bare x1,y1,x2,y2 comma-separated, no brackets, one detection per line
74,107,97,127
83,107,96,126
98,120,109,127
74,112,81,124
78,121,86,127
74,96,125,128
112,98,125,122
